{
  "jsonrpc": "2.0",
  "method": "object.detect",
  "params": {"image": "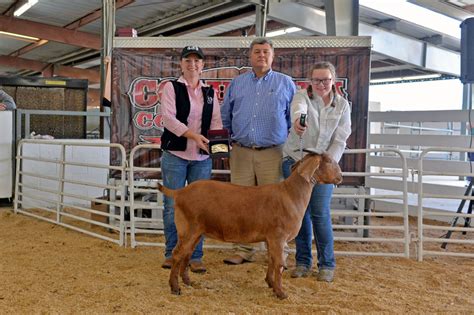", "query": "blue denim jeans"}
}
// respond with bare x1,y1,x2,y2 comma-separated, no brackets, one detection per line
161,151,212,262
282,156,335,270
